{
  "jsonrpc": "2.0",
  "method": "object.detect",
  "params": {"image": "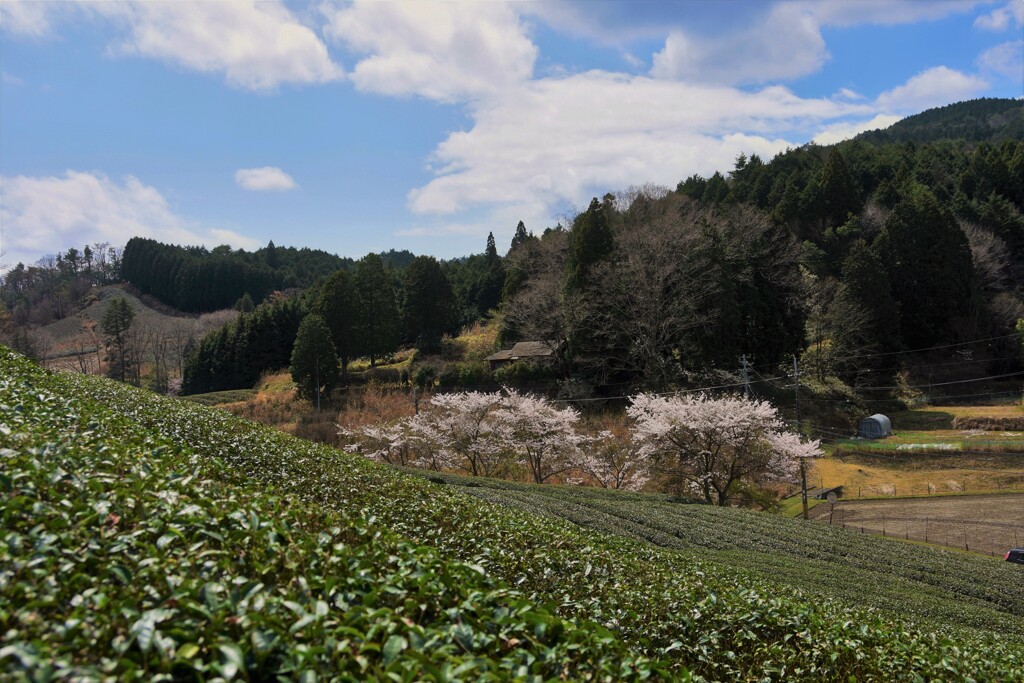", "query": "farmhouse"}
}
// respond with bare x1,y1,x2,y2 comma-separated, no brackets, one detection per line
857,414,892,439
486,340,562,370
